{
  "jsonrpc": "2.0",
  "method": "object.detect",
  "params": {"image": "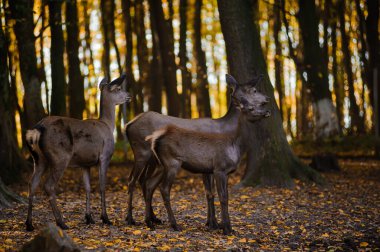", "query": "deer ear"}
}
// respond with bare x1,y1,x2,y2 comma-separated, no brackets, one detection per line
226,74,238,94
109,74,127,87
99,77,109,91
246,73,264,87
